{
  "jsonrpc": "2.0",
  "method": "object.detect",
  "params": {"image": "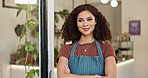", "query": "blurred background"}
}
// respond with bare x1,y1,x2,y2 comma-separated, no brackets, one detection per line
0,0,148,78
